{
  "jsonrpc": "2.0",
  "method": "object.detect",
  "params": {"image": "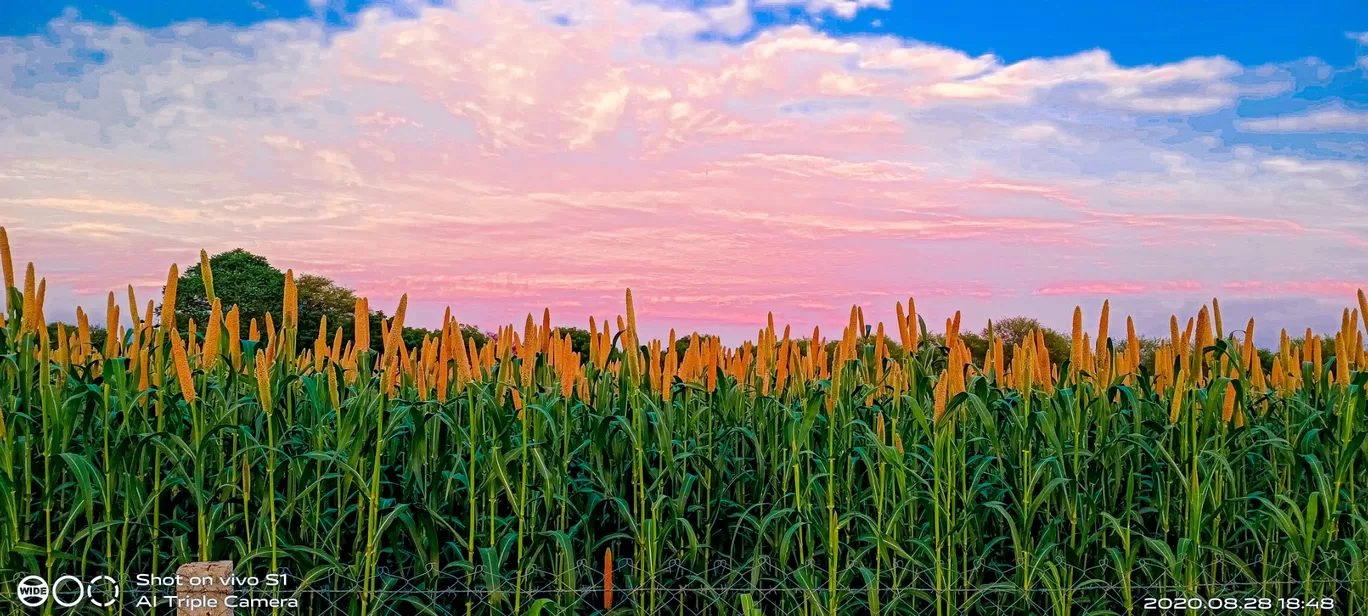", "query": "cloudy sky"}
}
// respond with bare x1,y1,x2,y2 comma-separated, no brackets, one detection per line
1,0,1365,344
